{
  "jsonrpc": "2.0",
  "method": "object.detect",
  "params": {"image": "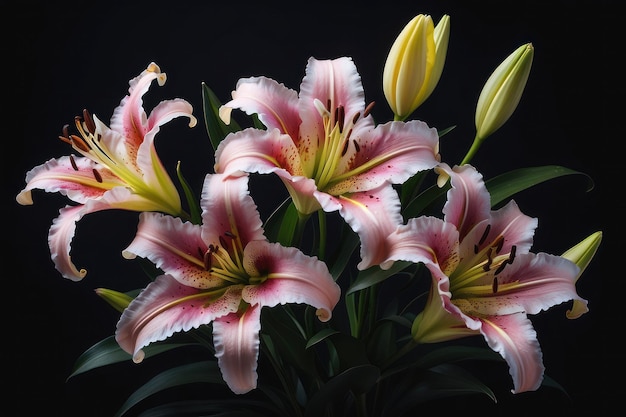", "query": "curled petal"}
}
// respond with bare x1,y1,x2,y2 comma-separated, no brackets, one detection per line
213,305,262,394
